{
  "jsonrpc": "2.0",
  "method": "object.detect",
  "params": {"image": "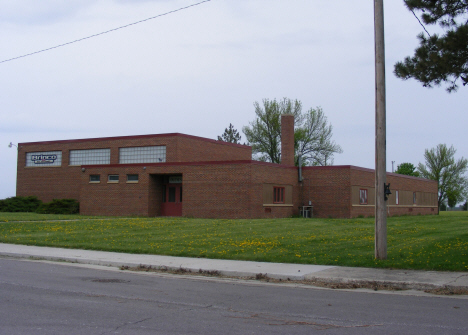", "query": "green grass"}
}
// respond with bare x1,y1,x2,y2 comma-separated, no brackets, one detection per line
0,212,467,271
0,212,102,222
